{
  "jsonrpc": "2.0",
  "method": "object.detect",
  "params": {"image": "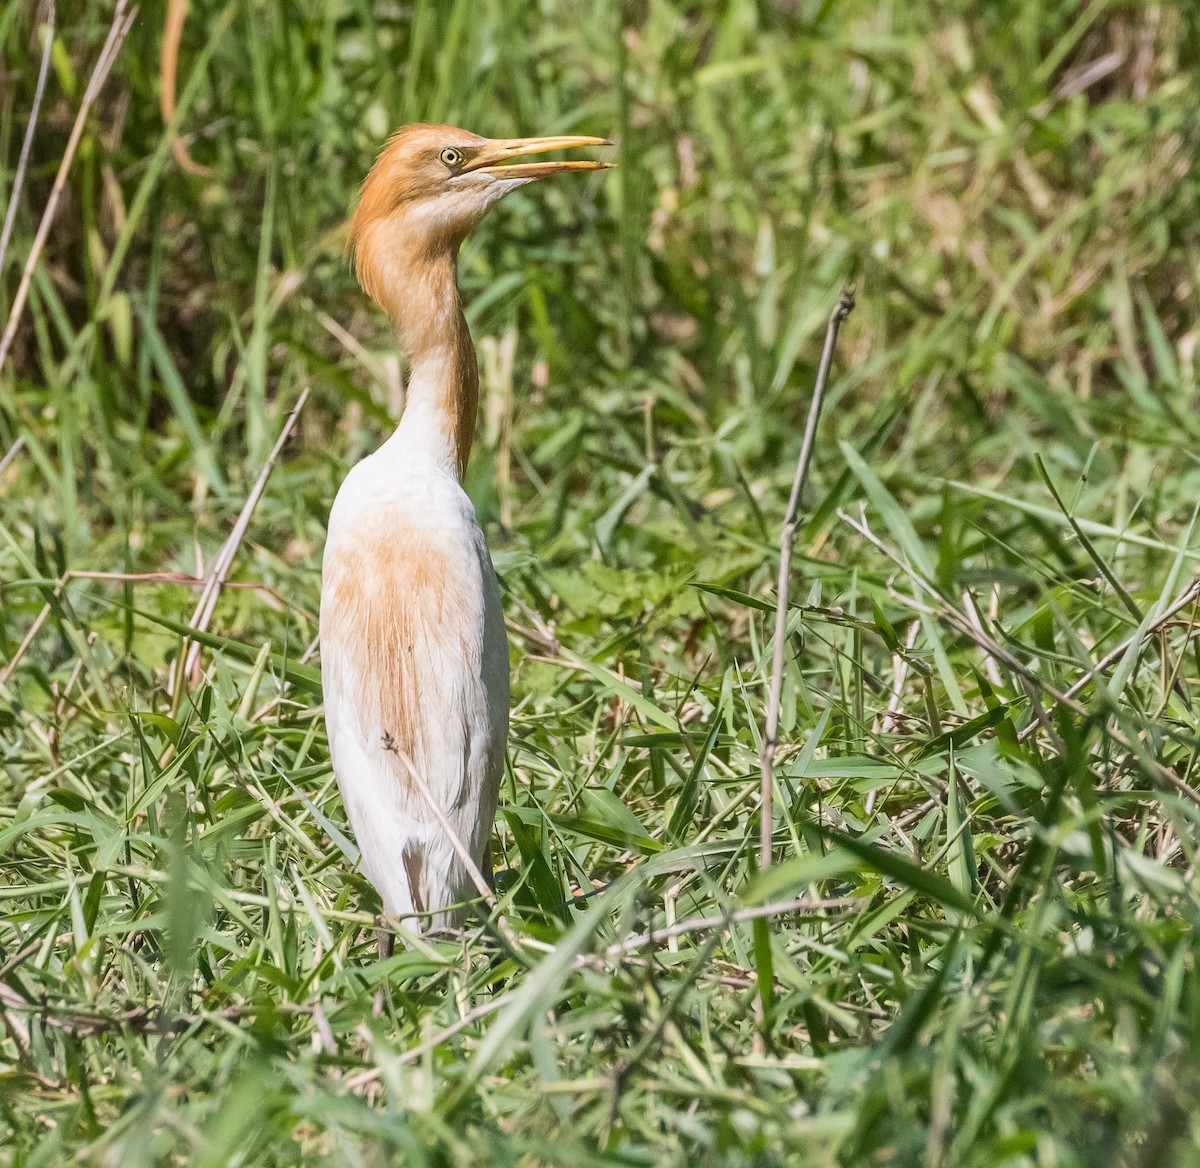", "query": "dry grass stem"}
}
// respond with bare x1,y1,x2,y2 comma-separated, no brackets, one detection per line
0,1,55,277
171,387,310,703
383,740,531,964
760,284,856,871
0,0,136,372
